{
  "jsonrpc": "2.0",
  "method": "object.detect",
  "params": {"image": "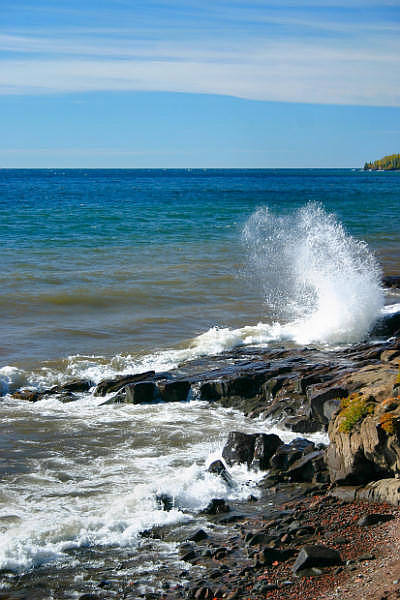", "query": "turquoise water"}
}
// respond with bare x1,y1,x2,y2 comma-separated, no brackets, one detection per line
1,168,399,368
